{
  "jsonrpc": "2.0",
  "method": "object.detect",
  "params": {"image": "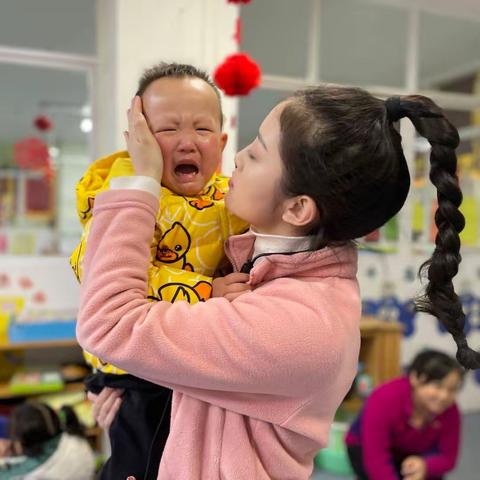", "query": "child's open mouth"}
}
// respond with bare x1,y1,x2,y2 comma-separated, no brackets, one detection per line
174,164,199,181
